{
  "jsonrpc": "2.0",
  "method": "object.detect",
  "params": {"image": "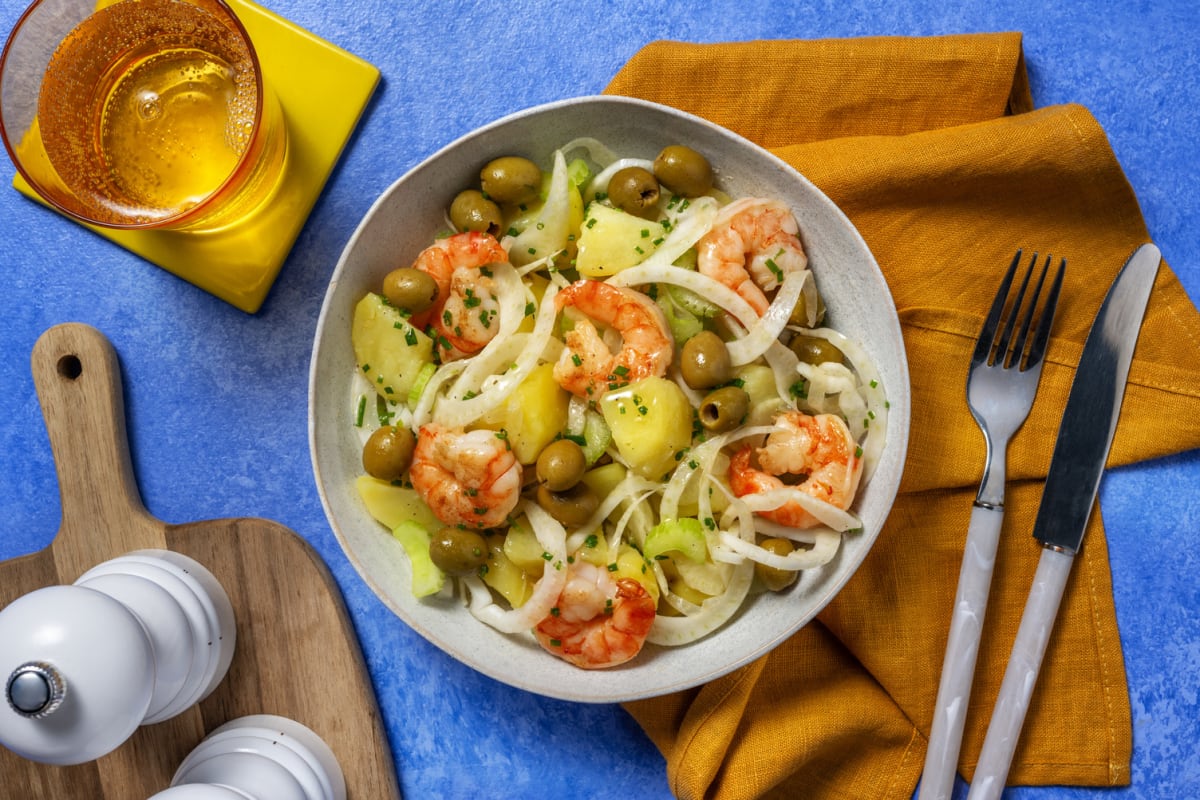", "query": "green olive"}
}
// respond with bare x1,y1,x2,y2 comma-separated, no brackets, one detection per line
788,334,845,366
680,330,733,389
449,189,502,235
607,166,660,218
755,538,799,591
536,482,599,528
480,156,542,205
697,386,750,433
361,426,416,481
536,439,587,492
382,267,438,314
789,290,827,327
428,527,490,575
653,145,714,197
